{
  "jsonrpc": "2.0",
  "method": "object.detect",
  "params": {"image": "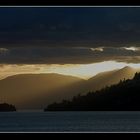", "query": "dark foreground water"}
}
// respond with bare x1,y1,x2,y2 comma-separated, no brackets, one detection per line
0,111,140,132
